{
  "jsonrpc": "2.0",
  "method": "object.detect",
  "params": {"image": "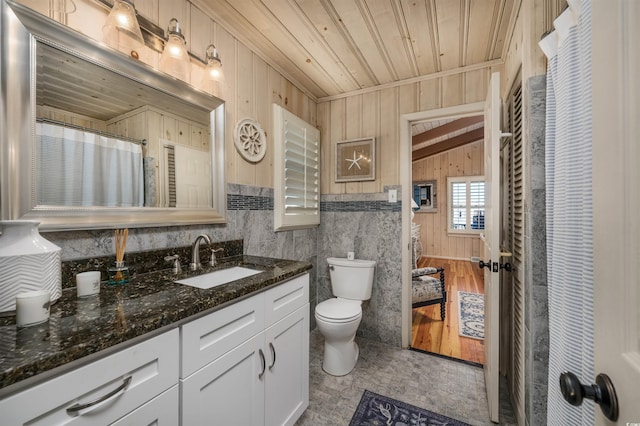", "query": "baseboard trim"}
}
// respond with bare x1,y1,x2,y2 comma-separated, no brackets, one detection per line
421,255,476,262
